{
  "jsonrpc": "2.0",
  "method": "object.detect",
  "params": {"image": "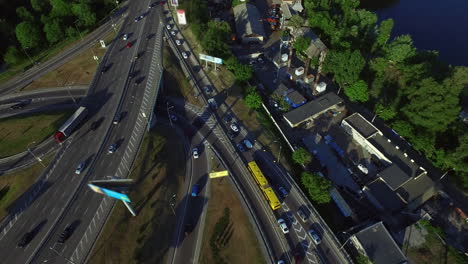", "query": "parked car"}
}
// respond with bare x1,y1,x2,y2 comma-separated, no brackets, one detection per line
113,113,122,125
278,186,288,198
236,143,245,152
286,211,298,225
230,123,239,132
108,143,117,154
17,232,34,248
191,184,200,197
223,113,232,123
243,139,253,149
75,162,85,175
203,85,214,94
181,51,188,59
57,225,76,244
123,34,128,40
169,114,177,121
126,42,132,48
166,24,171,30
308,228,322,245
277,218,289,234
175,39,182,45
227,130,237,140
170,30,176,36
192,148,199,159
297,207,308,222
